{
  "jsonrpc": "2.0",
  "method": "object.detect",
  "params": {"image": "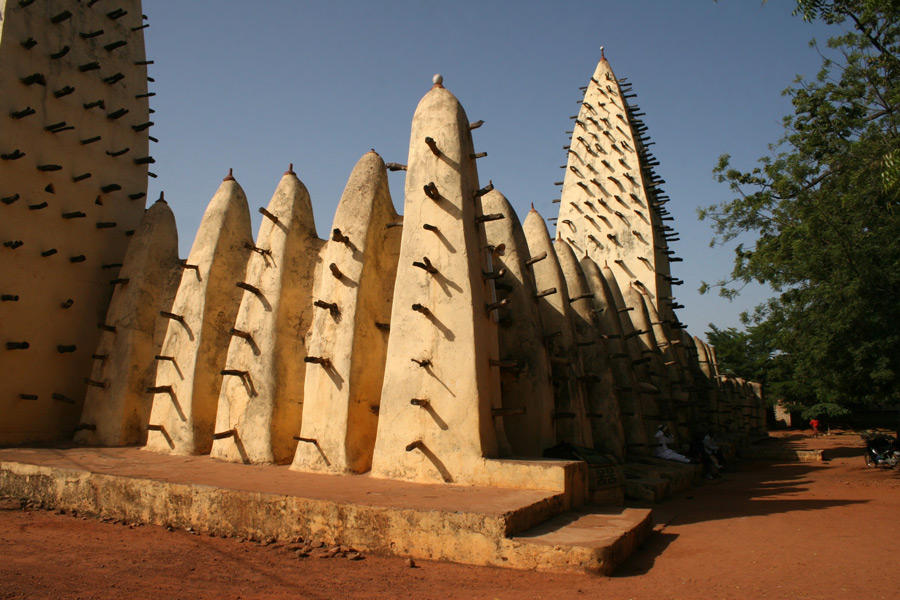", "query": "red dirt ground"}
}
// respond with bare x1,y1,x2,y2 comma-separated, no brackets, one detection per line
2,429,898,600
